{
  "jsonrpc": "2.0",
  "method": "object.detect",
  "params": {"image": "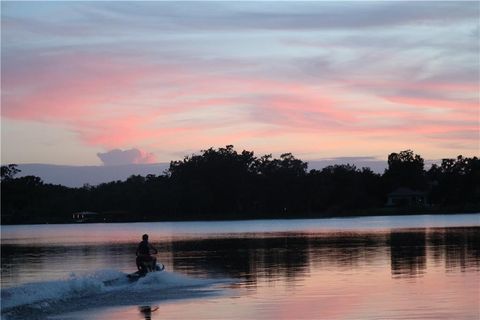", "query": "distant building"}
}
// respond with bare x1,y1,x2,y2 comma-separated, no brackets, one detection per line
386,188,427,207
71,211,135,223
72,211,98,222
